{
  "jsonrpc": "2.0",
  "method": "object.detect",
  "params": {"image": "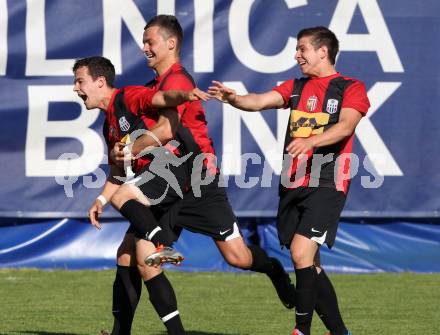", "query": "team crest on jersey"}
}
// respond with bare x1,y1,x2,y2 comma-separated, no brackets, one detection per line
306,96,318,112
118,116,130,132
326,99,339,114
